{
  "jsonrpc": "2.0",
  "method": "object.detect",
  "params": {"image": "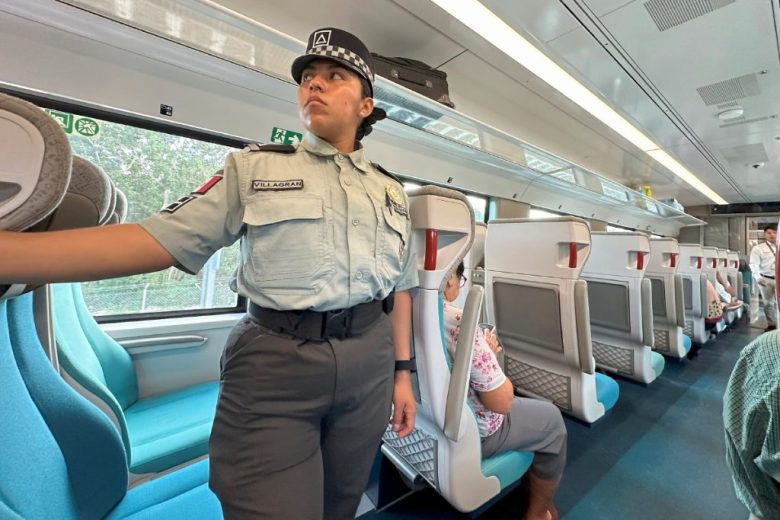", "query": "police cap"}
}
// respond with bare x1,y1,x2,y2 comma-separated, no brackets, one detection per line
291,28,375,96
